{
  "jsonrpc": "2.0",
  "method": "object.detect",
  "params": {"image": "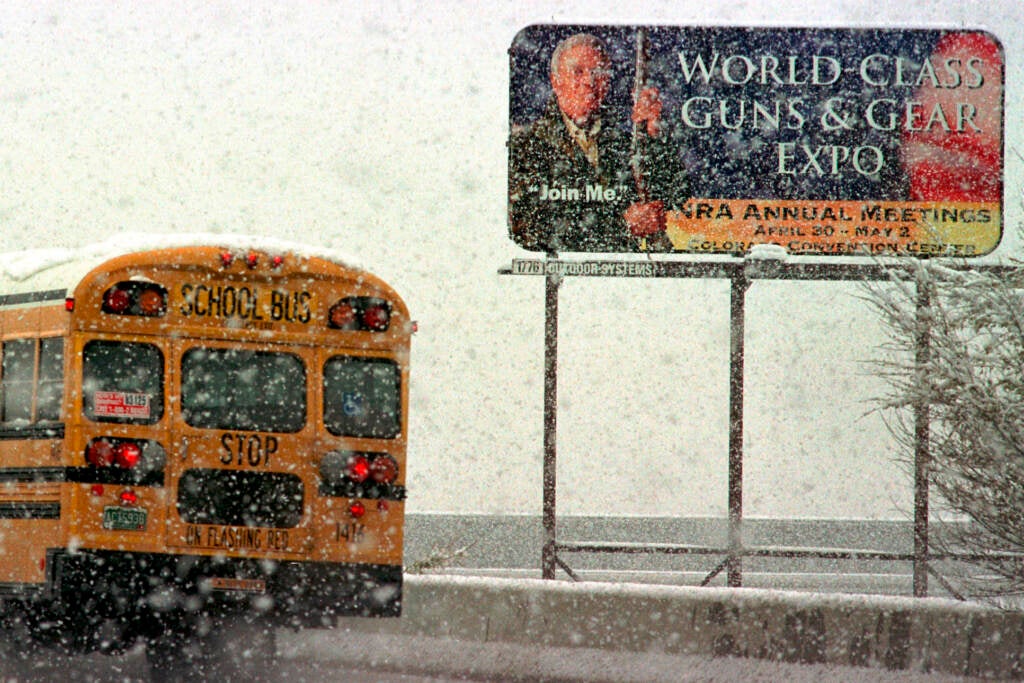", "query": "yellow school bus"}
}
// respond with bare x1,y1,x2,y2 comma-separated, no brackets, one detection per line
0,238,411,676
